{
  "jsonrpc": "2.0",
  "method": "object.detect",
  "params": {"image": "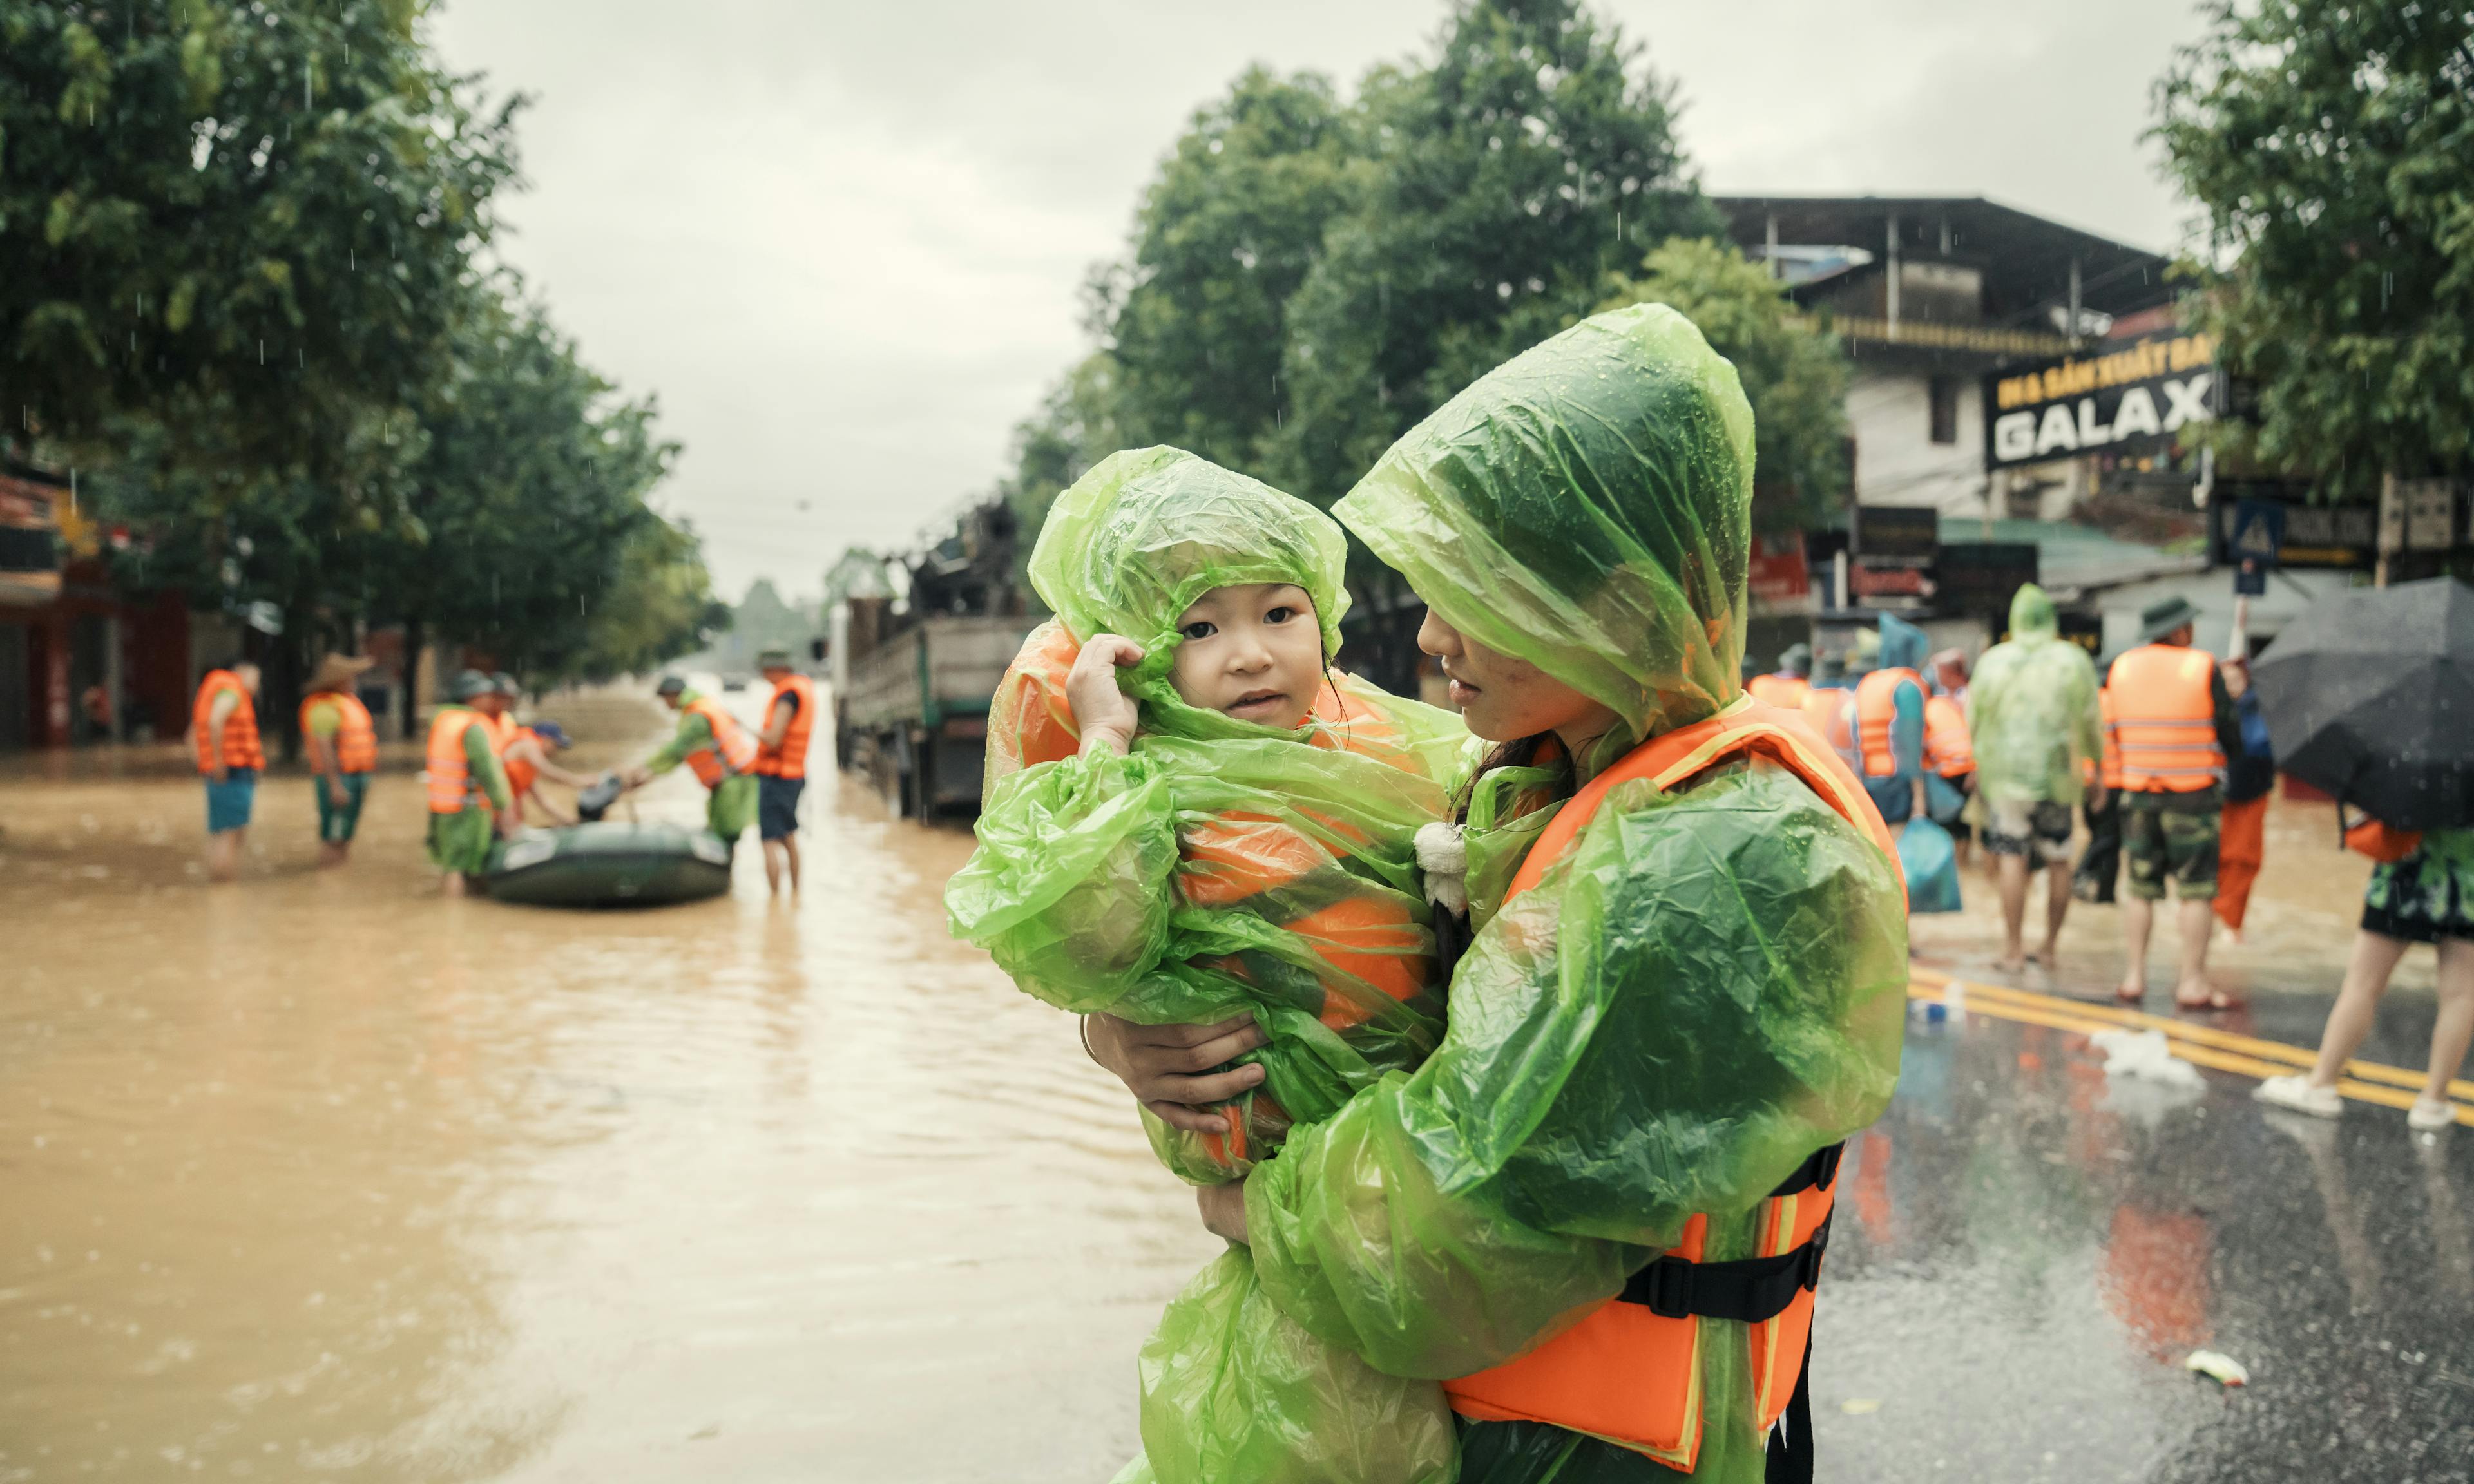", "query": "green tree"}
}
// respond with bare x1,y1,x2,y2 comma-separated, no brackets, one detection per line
385,286,677,696
1269,0,1718,510
2154,1,2474,500
3,0,519,493
993,350,1122,575
1598,237,1850,533
571,517,729,683
1094,67,1366,473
